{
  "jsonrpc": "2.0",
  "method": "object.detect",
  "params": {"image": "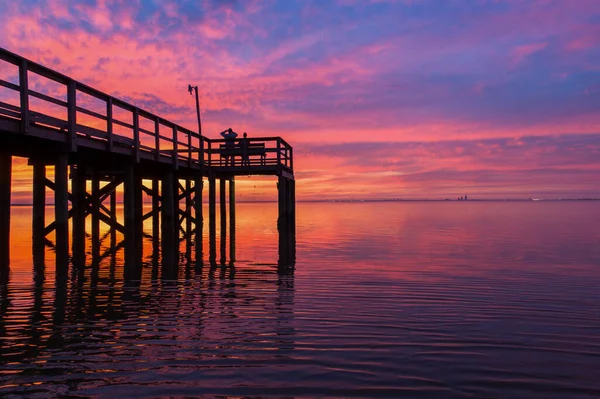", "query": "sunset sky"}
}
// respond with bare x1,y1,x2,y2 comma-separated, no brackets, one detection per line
1,0,599,201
